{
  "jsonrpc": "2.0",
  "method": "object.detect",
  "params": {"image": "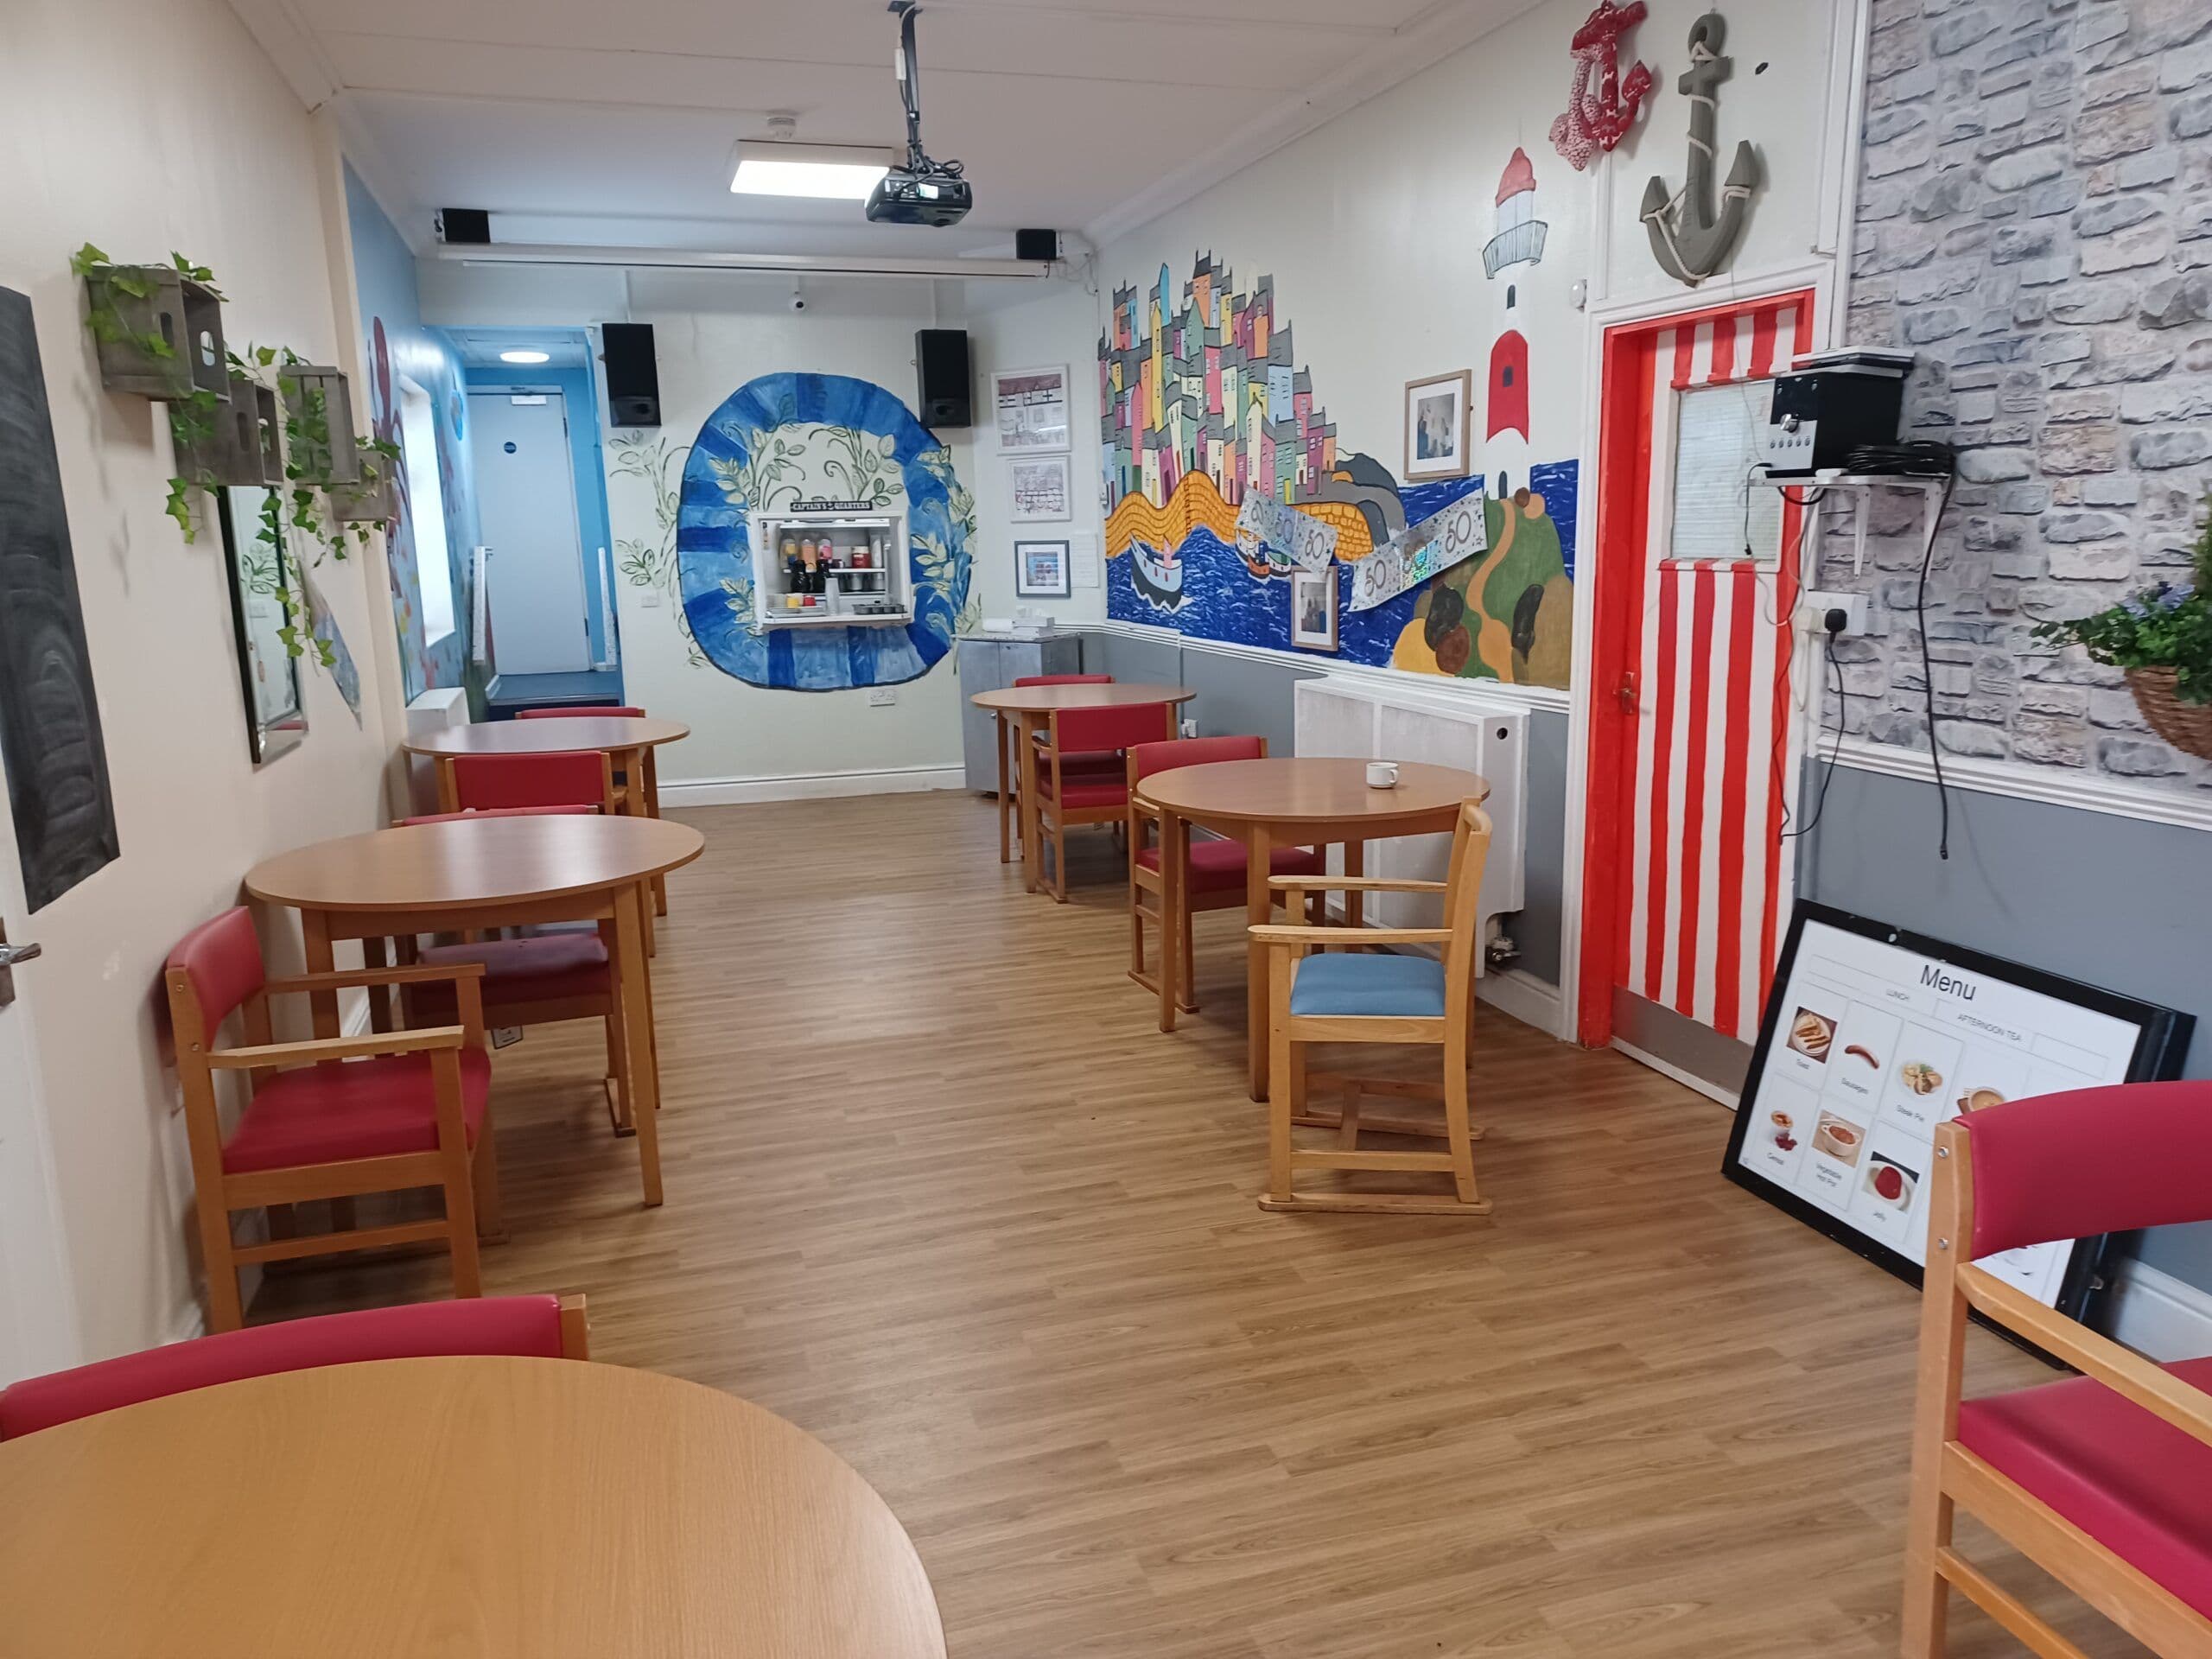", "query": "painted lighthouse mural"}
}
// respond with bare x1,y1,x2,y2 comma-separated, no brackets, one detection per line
1484,148,1544,500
